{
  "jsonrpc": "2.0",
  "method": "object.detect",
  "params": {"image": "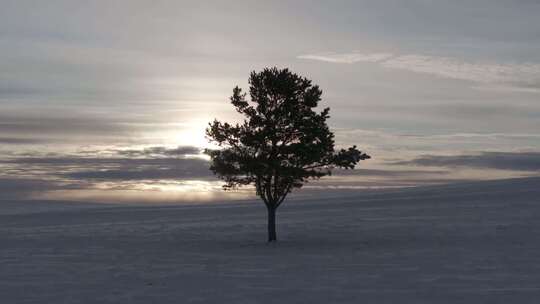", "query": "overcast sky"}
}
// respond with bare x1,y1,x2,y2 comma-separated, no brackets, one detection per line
1,0,539,202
